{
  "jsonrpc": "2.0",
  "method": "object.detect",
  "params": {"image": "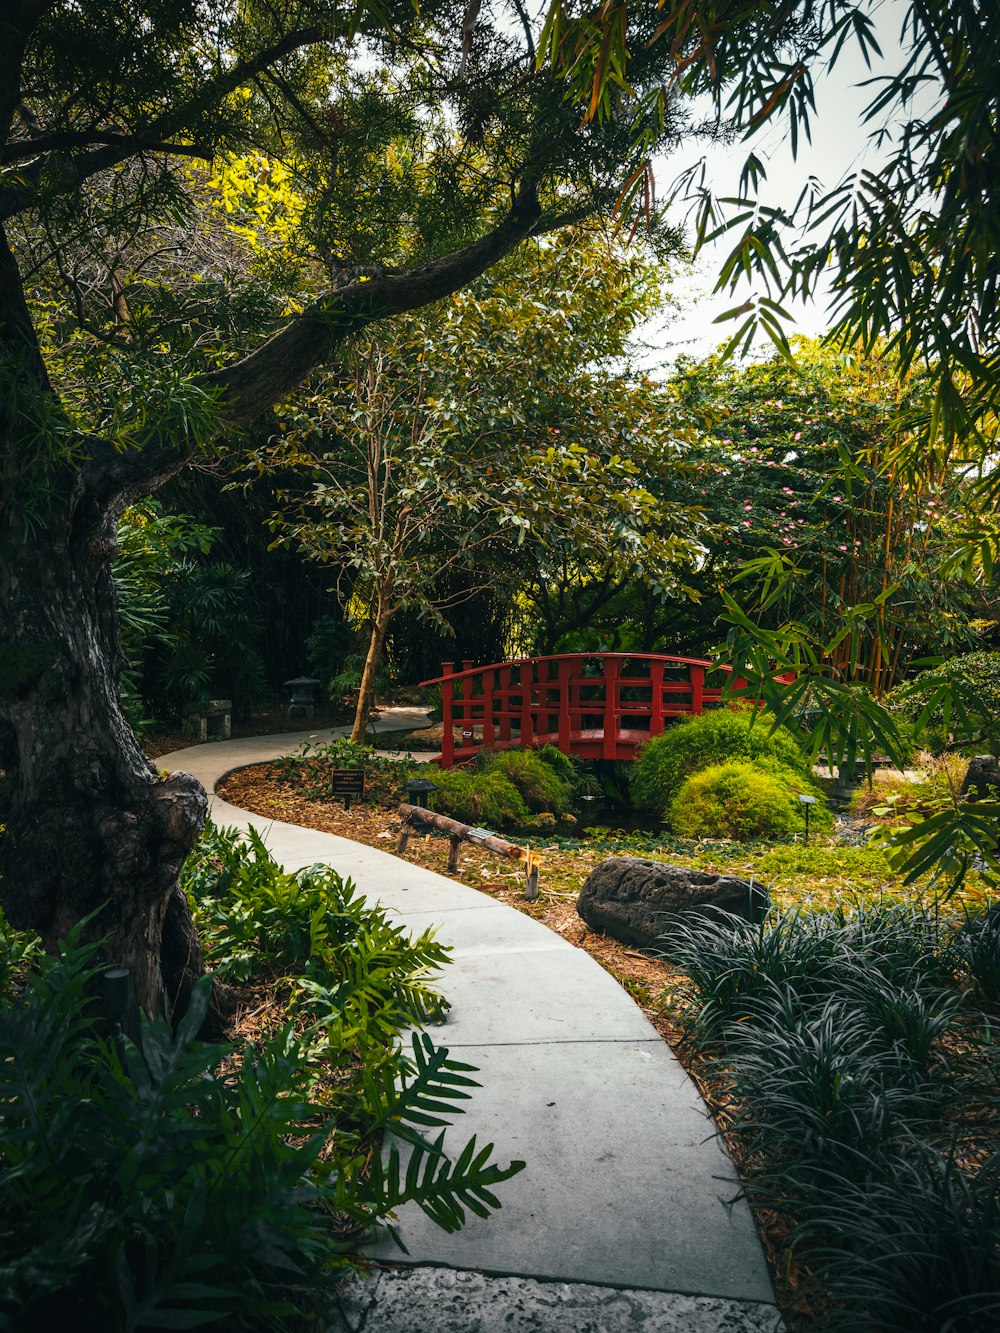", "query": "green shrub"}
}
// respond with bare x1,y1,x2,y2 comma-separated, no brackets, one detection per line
426,765,531,827
485,749,574,815
273,737,413,804
886,651,1000,752
185,825,452,1035
0,828,524,1328
631,708,813,818
669,759,806,840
